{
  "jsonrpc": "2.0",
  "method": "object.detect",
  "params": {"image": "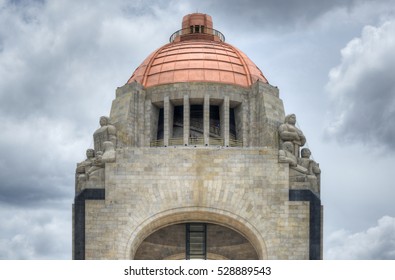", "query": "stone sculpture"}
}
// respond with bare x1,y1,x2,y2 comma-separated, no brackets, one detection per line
278,116,321,193
93,116,117,152
76,139,117,191
278,141,297,167
75,148,95,192
278,114,306,157
298,148,321,190
298,148,321,177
